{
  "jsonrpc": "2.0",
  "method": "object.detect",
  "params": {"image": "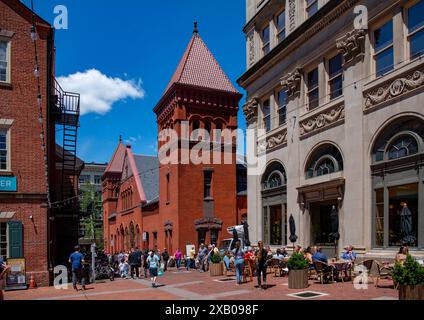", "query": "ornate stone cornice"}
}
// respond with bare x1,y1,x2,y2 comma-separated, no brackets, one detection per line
258,128,288,153
336,29,366,66
364,69,424,110
242,96,259,124
299,103,345,138
281,68,302,98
